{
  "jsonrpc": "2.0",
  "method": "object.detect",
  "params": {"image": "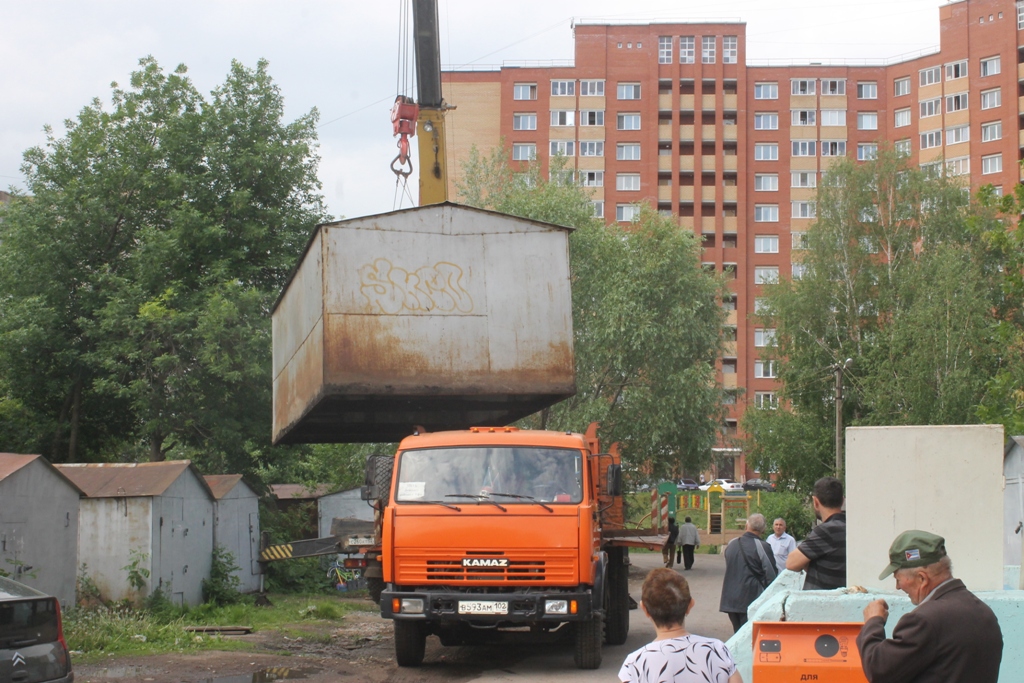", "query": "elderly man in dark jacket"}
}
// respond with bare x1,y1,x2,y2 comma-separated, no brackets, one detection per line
719,513,777,632
857,530,1003,683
